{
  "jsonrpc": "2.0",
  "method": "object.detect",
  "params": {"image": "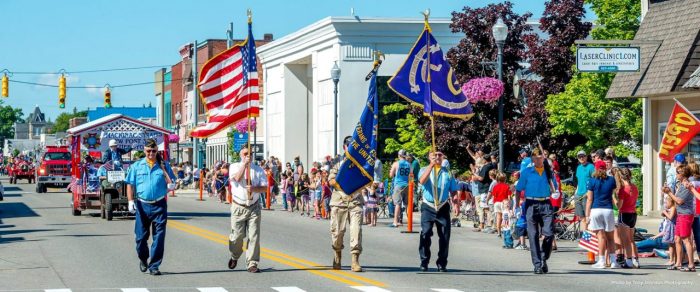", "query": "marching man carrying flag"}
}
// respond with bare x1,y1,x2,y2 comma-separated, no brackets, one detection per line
388,10,474,272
